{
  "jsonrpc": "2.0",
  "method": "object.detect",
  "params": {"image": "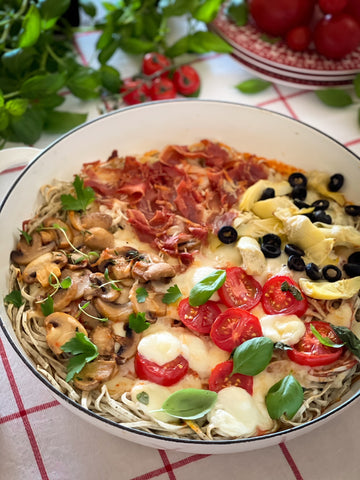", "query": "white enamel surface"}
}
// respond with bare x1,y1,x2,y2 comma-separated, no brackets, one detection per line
1,100,360,454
